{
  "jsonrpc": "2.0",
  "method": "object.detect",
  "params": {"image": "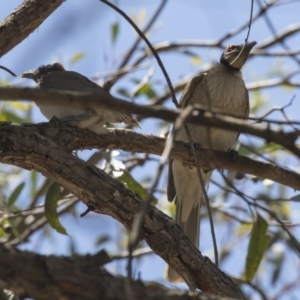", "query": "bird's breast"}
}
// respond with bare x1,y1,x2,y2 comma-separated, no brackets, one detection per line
176,68,249,151
205,69,248,117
